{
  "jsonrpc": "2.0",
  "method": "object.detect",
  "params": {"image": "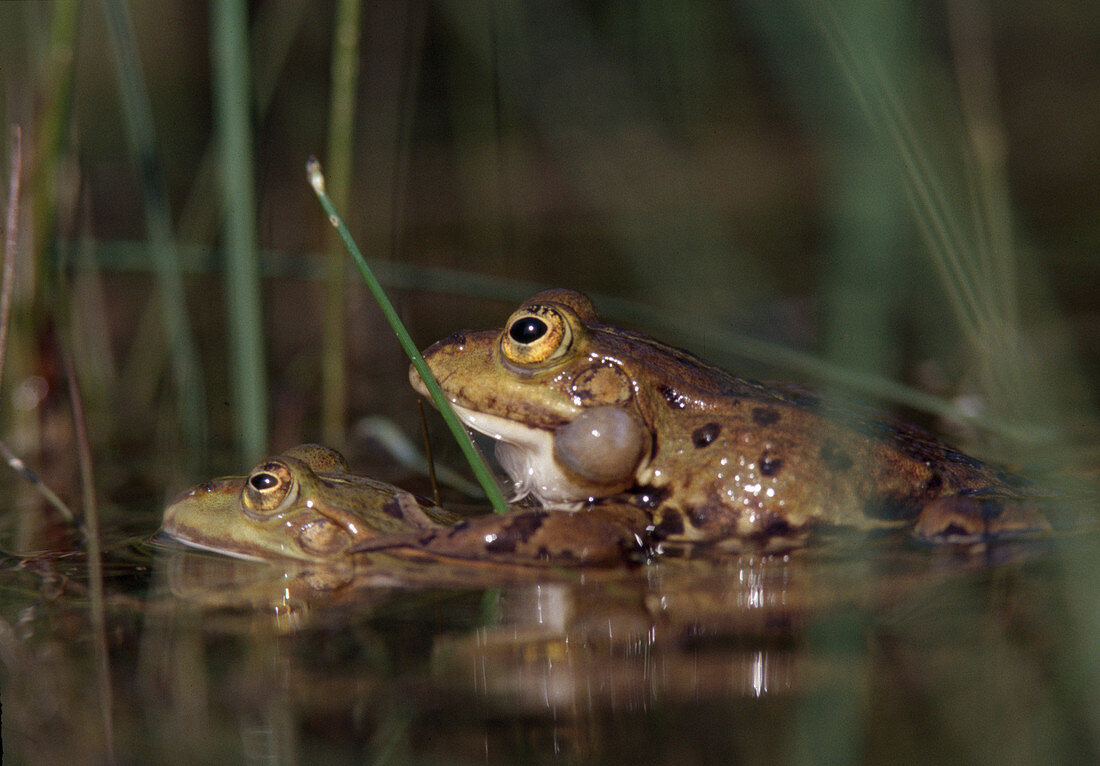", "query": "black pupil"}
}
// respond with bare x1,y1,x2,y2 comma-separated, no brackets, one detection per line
509,316,547,344
249,472,279,491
